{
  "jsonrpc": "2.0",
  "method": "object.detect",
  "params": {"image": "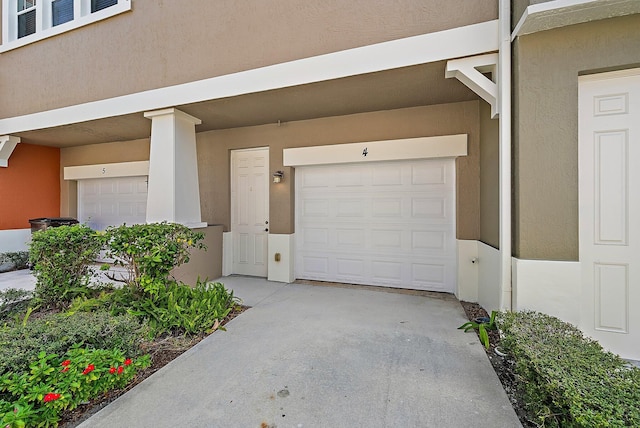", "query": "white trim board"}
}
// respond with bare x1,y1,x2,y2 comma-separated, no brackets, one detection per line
0,20,499,135
64,161,149,180
283,135,467,167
